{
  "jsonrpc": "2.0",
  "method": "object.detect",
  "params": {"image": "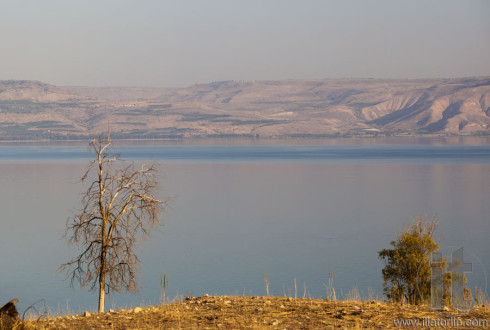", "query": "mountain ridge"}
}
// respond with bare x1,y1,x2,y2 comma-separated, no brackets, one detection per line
0,77,489,140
